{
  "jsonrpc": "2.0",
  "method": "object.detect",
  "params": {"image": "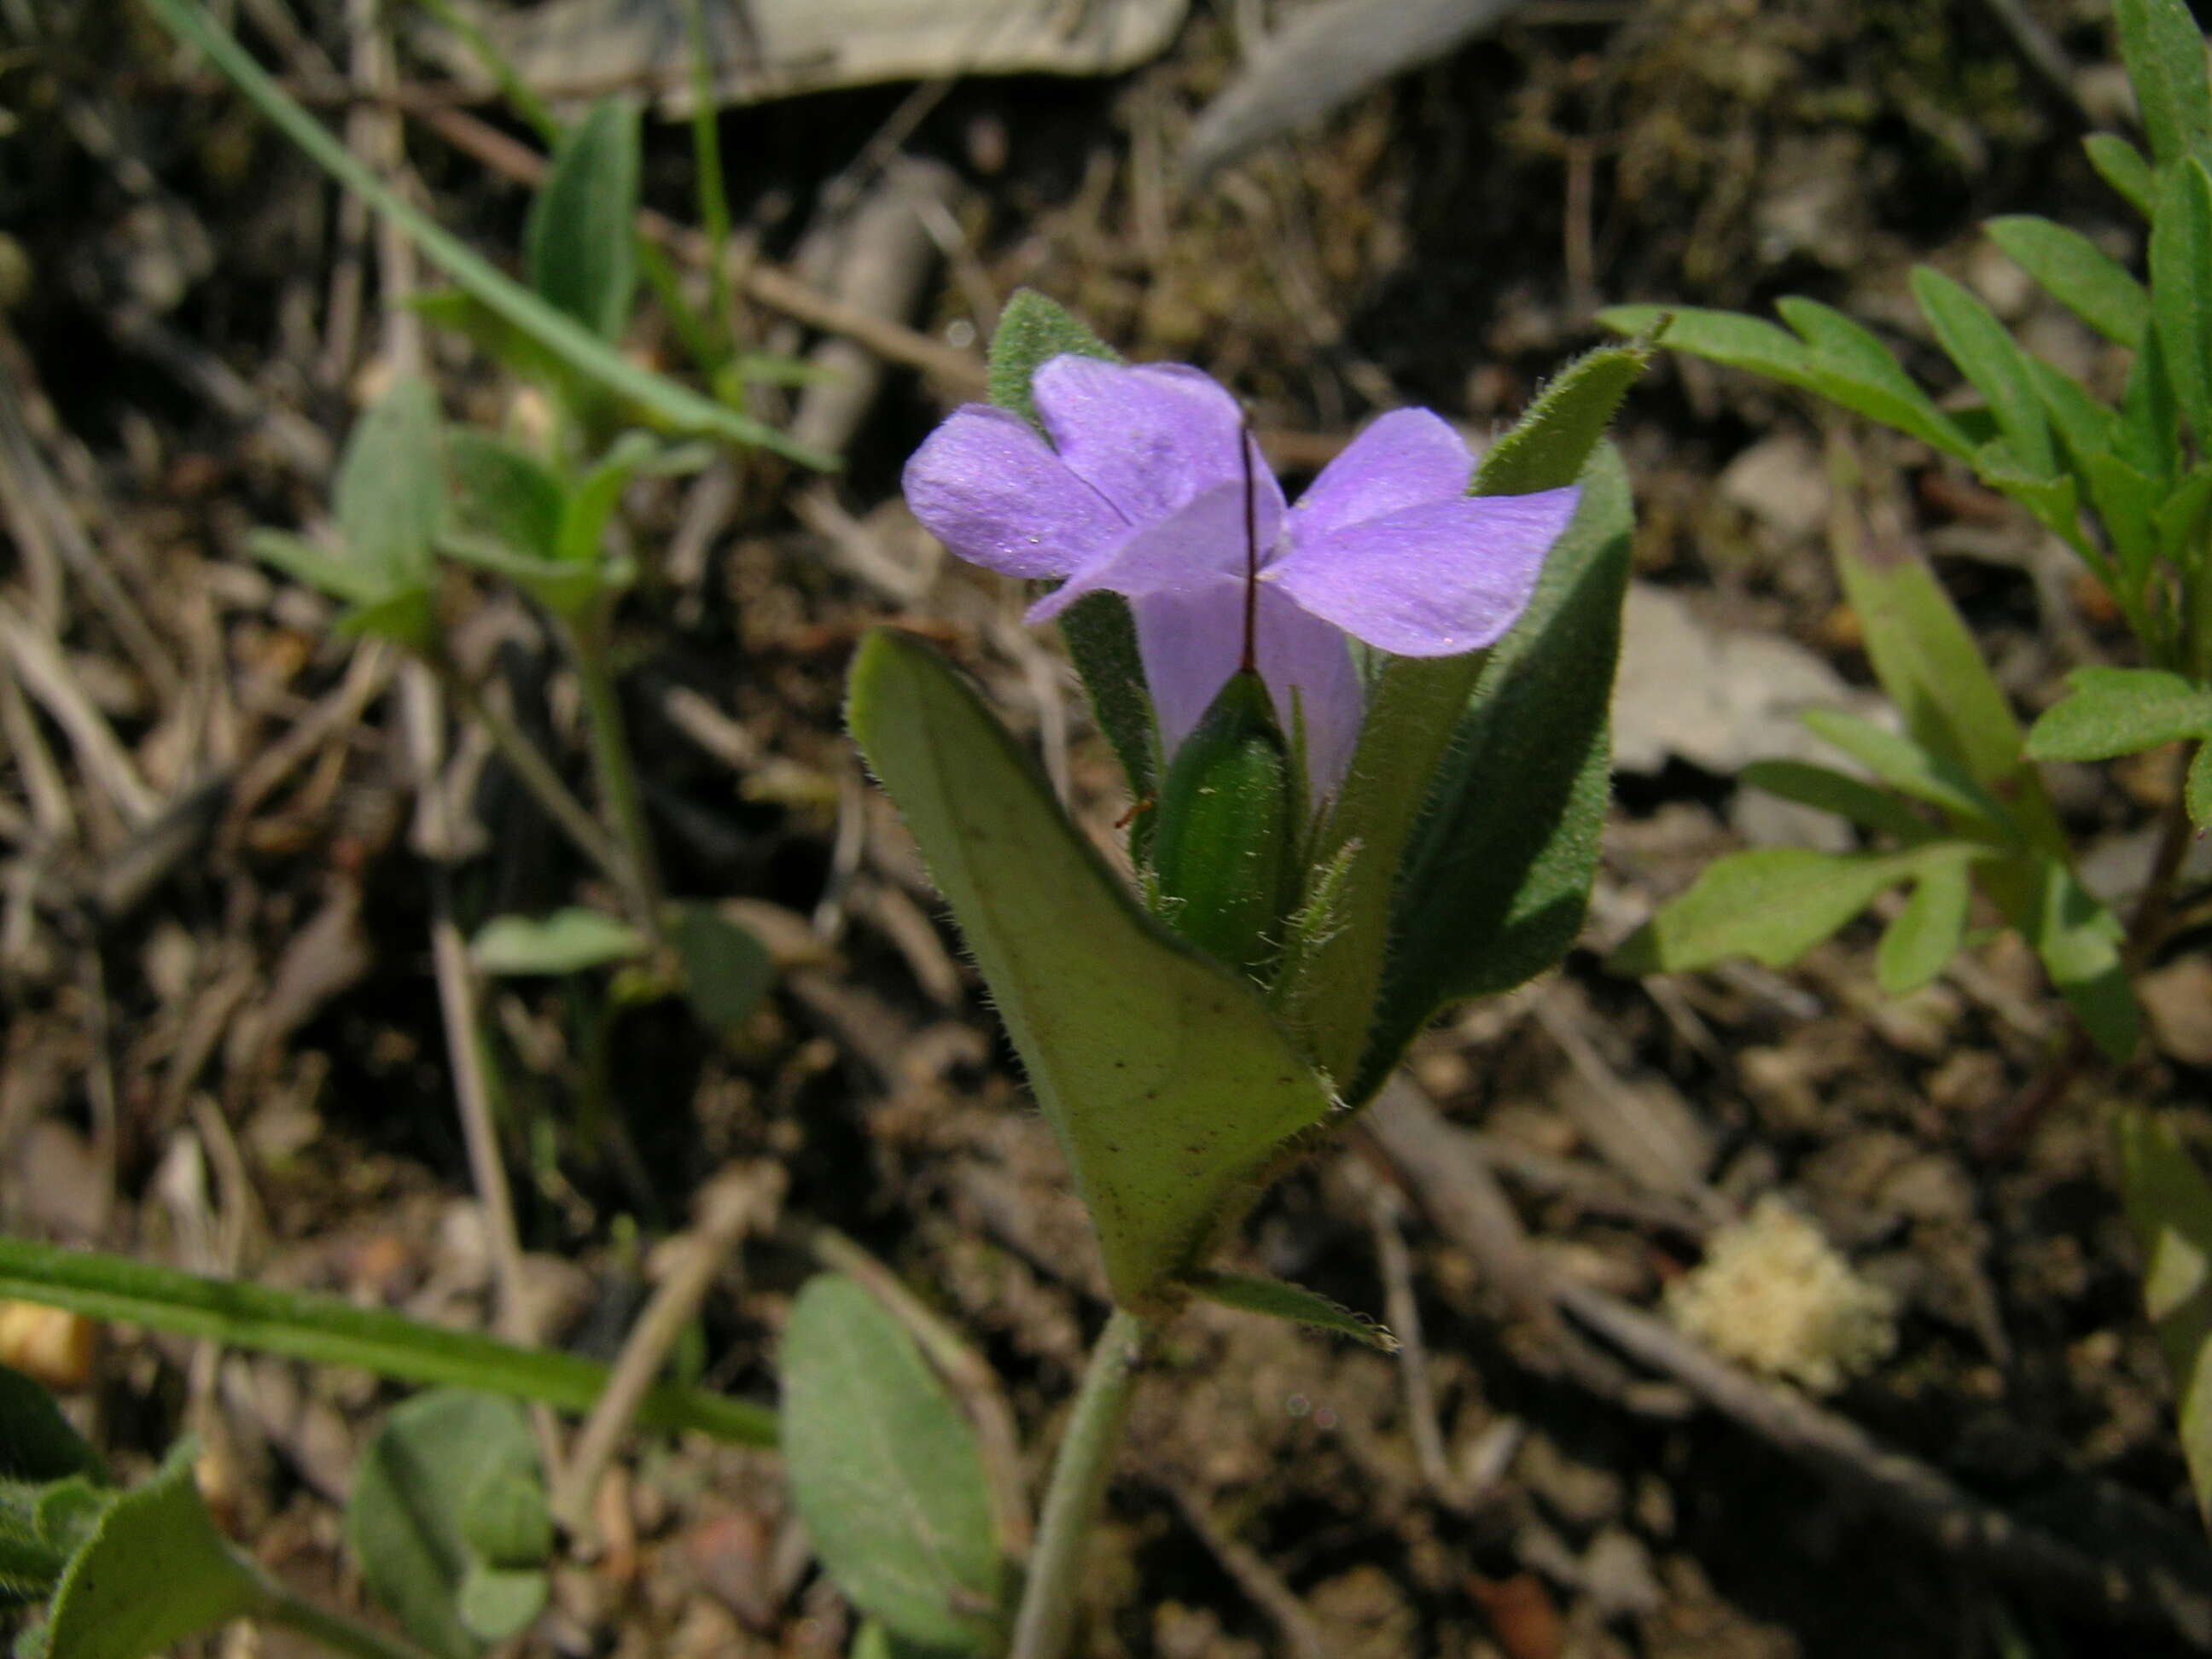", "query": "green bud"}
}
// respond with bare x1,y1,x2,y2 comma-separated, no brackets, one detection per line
1150,672,1300,978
